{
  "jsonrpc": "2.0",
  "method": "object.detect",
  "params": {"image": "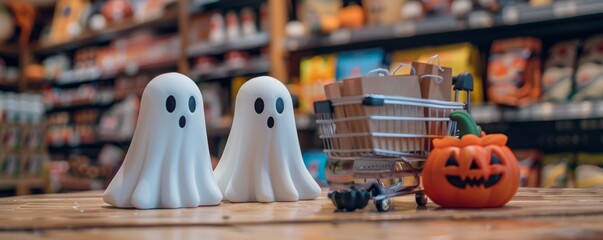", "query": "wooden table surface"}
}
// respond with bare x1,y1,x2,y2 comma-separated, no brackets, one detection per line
1,188,603,239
